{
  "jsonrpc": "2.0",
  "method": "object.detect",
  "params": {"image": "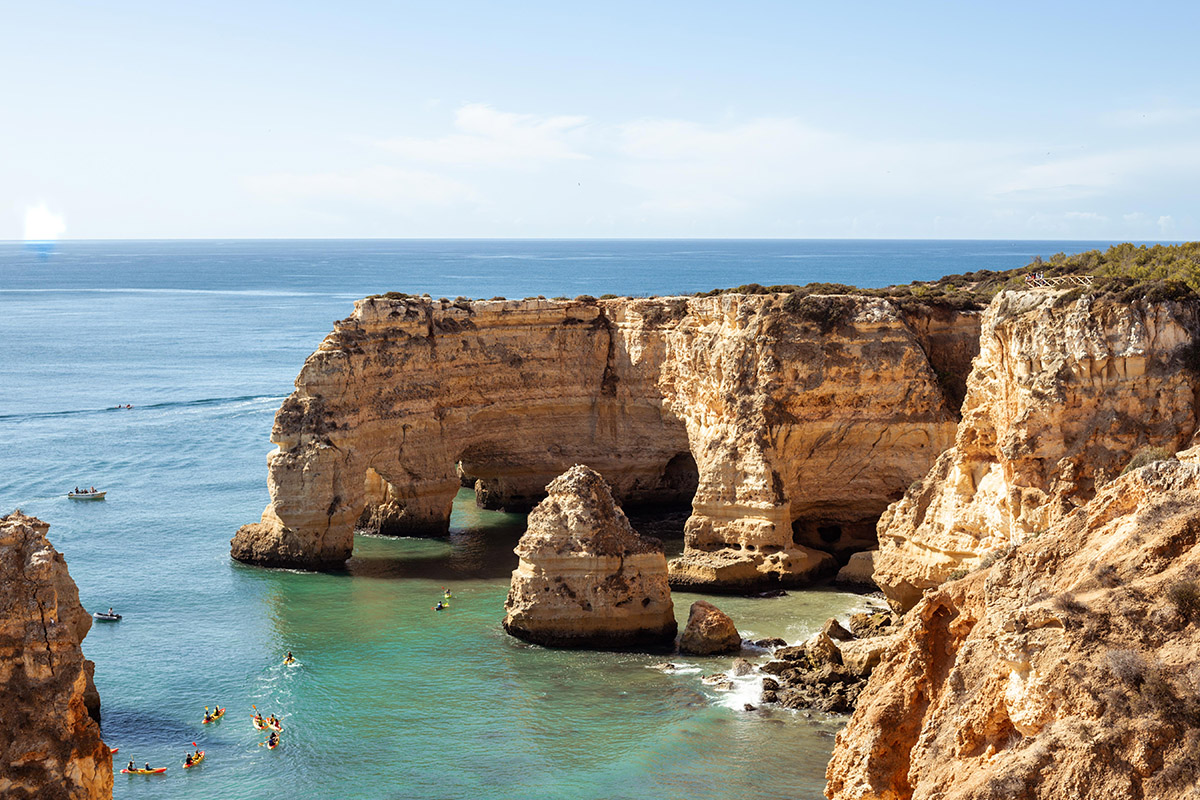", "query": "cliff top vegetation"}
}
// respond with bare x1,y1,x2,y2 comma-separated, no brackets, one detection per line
704,240,1200,311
